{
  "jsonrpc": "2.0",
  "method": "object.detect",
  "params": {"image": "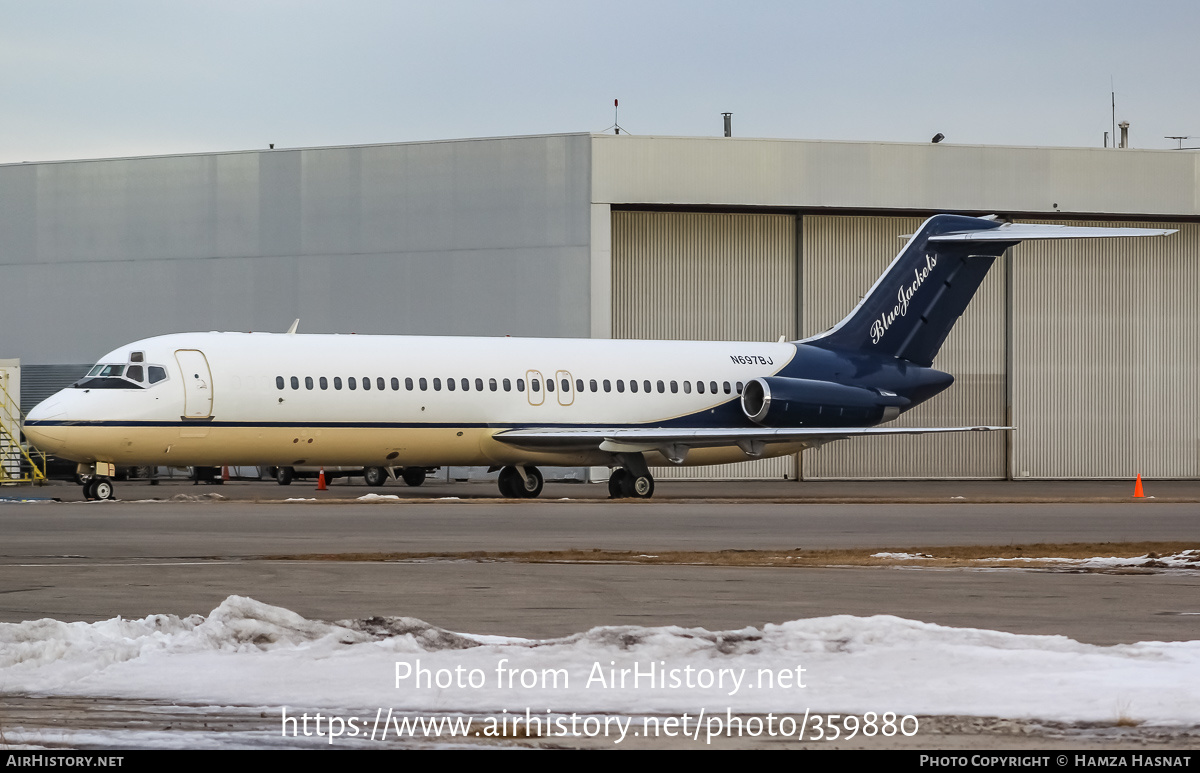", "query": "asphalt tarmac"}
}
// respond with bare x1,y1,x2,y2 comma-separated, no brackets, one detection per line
3,478,1199,750
2,478,1198,644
